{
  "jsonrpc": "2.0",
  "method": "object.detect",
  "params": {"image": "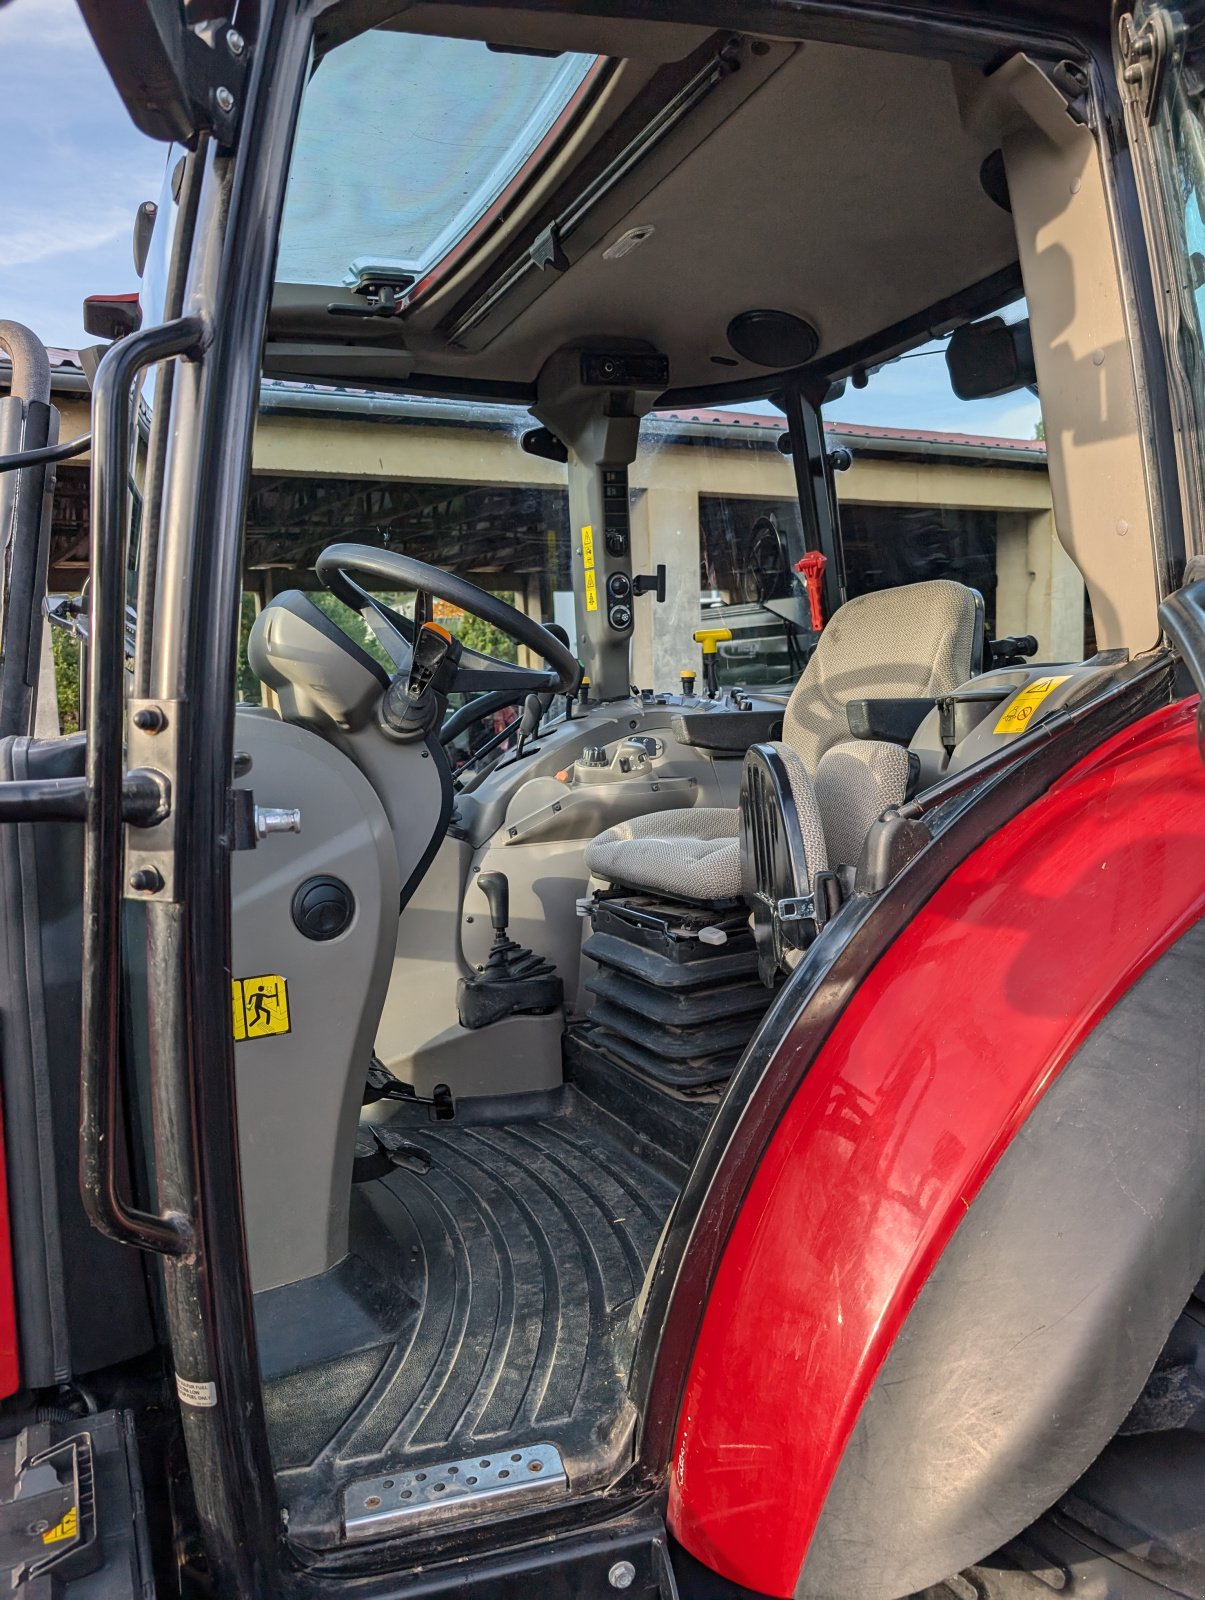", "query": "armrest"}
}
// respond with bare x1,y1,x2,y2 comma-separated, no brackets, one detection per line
670,709,784,754
846,697,936,745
